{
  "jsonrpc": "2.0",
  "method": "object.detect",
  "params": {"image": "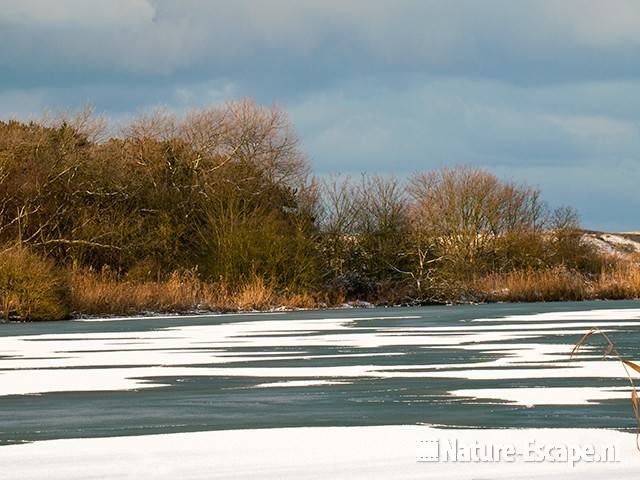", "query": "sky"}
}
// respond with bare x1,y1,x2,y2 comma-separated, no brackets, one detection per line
0,0,639,231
